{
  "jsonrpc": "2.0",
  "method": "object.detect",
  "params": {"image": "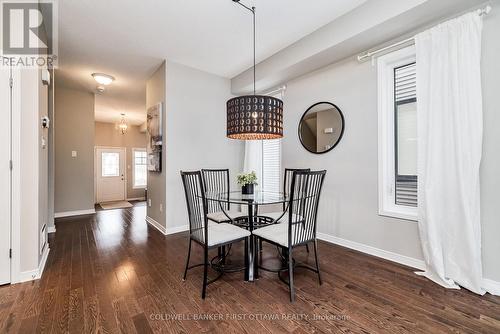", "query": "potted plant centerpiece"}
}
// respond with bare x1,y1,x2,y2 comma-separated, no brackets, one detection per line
237,171,258,195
